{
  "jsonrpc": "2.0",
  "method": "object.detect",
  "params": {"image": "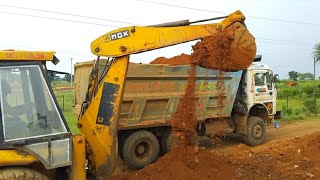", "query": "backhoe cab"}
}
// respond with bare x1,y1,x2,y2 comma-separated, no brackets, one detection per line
0,51,73,178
